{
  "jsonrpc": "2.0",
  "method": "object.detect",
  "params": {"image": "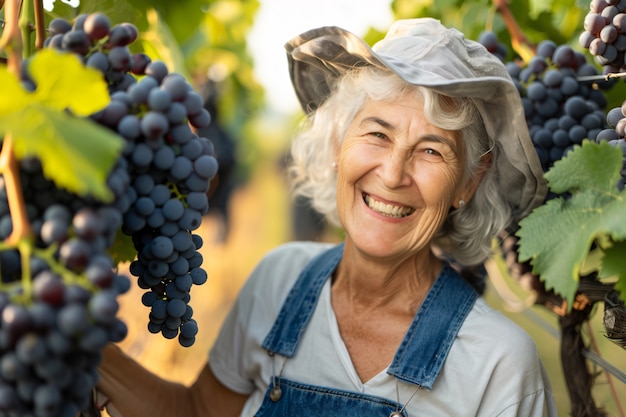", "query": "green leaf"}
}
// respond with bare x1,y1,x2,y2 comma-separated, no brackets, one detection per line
9,106,123,202
615,275,626,304
528,0,552,19
0,48,122,201
0,68,31,115
601,241,626,302
600,241,626,279
516,140,626,308
109,229,137,264
28,49,110,116
140,8,191,80
544,140,622,194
